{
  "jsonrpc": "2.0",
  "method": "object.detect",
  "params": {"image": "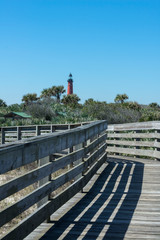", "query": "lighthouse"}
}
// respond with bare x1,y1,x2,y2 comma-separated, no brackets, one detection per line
67,73,73,95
